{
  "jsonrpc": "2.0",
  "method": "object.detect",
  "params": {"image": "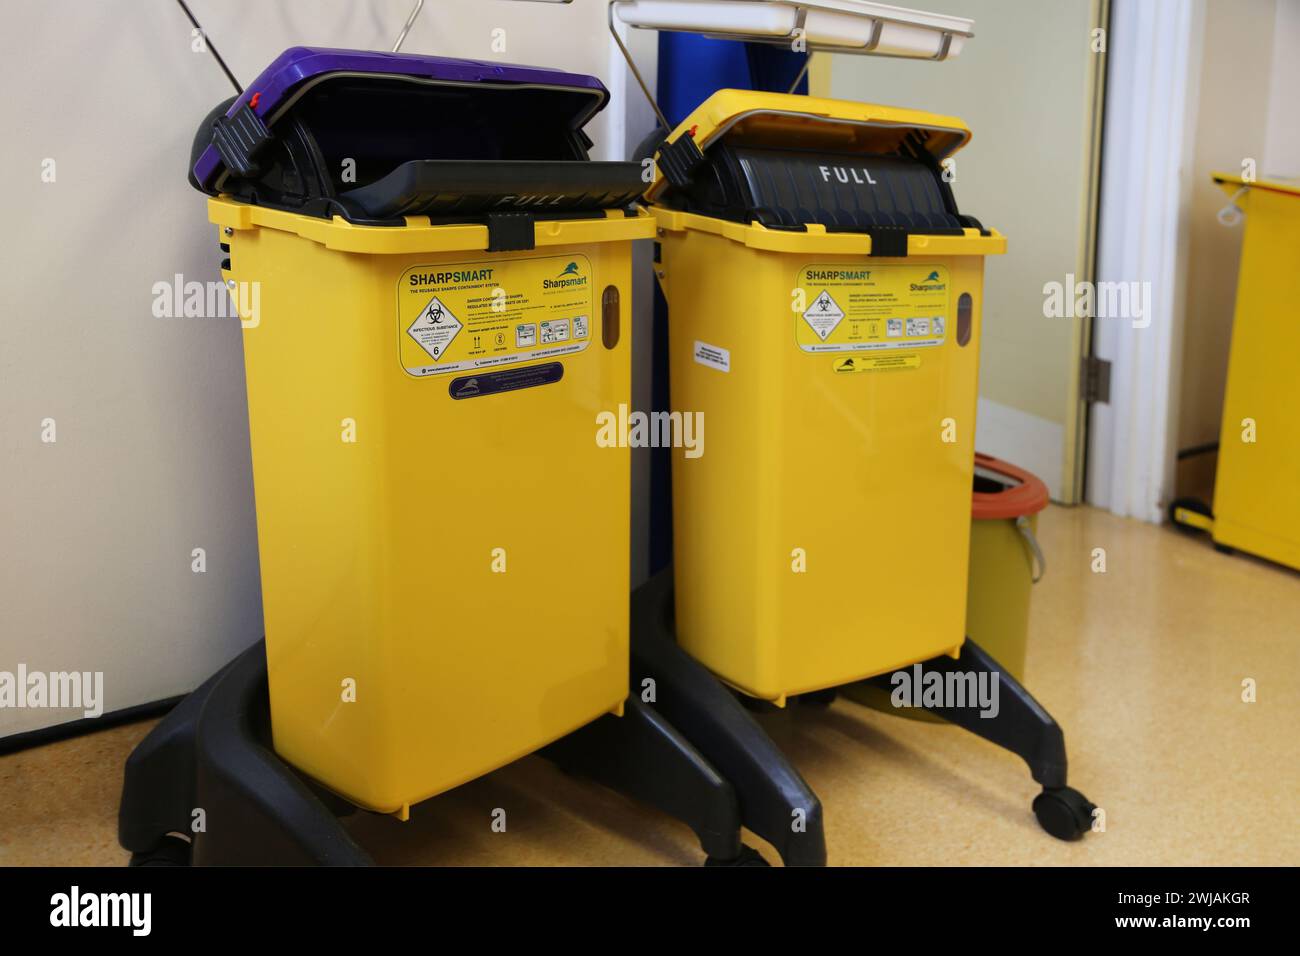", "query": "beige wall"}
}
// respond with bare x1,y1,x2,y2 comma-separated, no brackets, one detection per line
1263,0,1300,180
830,0,1102,500
1175,0,1294,499
0,0,643,737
